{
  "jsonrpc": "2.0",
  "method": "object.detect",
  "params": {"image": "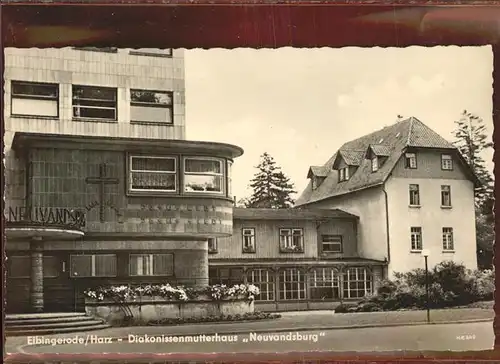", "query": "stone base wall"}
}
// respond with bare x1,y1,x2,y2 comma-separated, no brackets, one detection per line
85,297,254,326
